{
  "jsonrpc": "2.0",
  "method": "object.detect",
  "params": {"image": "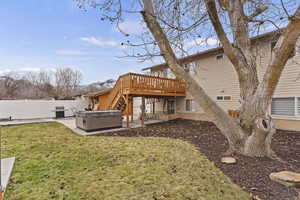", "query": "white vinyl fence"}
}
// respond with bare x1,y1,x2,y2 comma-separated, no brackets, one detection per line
0,99,88,120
